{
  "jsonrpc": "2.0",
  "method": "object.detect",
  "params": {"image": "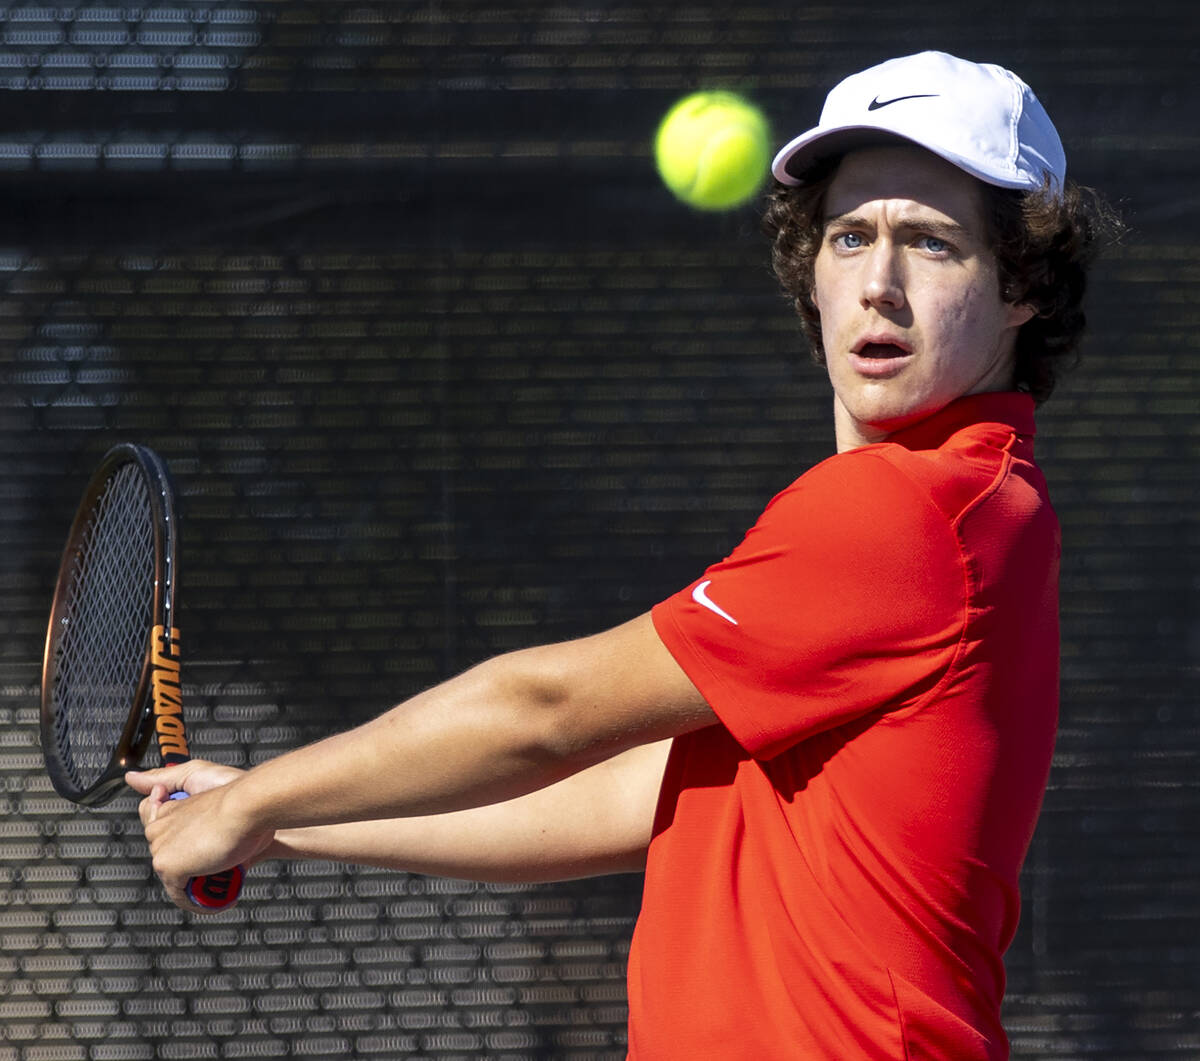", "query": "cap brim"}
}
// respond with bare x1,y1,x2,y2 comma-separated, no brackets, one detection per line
771,125,1036,190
